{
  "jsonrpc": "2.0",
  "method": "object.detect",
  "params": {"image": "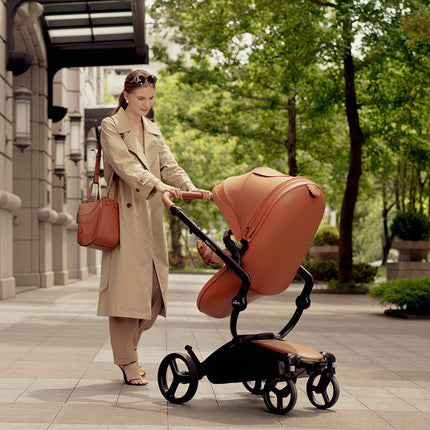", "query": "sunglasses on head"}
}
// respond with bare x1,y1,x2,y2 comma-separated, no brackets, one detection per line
133,75,157,85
